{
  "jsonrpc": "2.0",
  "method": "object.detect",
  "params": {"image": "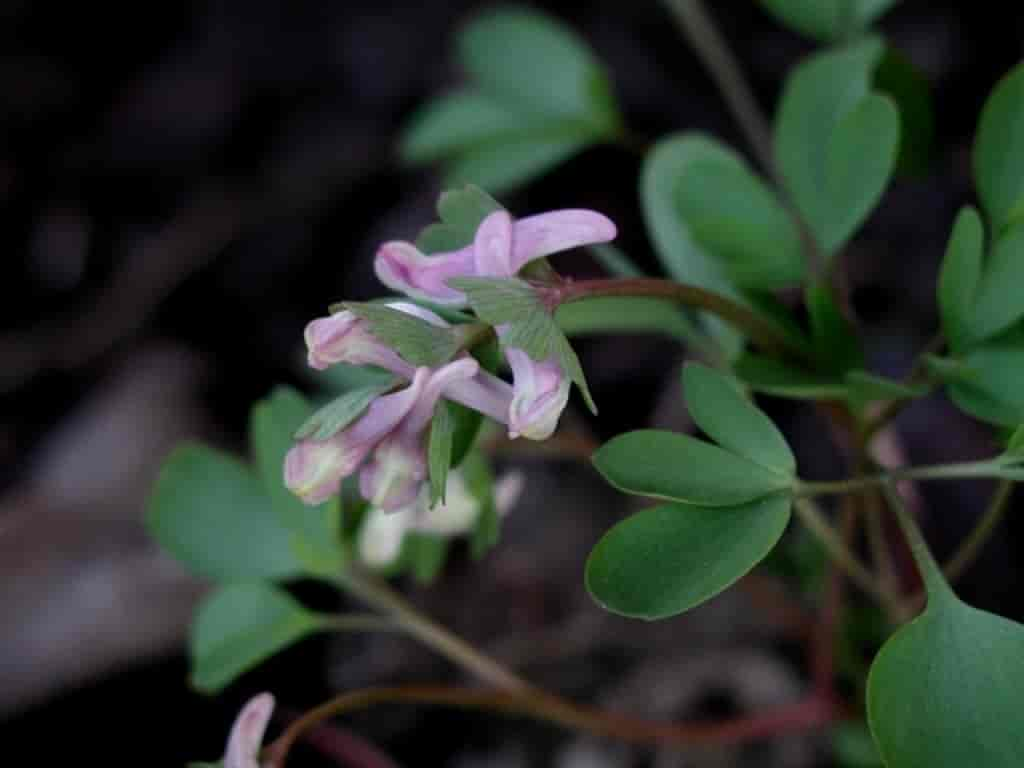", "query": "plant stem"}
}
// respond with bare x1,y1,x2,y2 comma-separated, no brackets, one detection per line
862,332,945,439
339,568,534,694
879,483,951,600
661,0,774,180
322,613,402,633
792,498,901,613
797,460,1019,496
556,277,809,361
263,685,836,766
943,479,1016,583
